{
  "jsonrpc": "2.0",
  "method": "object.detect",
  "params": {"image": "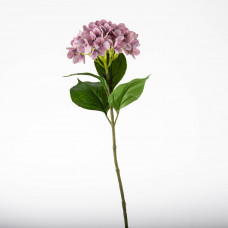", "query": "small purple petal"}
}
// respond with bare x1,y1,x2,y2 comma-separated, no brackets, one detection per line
103,41,110,50
84,45,91,54
91,50,98,60
89,22,96,28
66,47,75,51
77,46,85,53
94,41,100,49
125,43,132,51
83,25,89,31
77,38,85,46
114,47,122,54
73,55,79,64
125,31,136,43
131,40,140,47
90,31,96,40
104,23,110,30
133,48,140,56
113,29,122,37
98,48,106,56
105,38,113,46
93,27,101,37
67,50,74,59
